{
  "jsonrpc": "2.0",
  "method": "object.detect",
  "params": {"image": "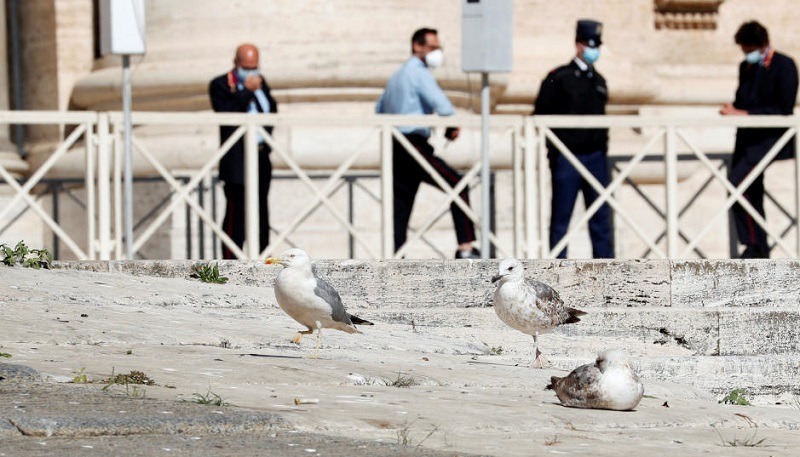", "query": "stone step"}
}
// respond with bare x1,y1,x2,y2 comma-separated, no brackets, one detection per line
49,259,800,402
